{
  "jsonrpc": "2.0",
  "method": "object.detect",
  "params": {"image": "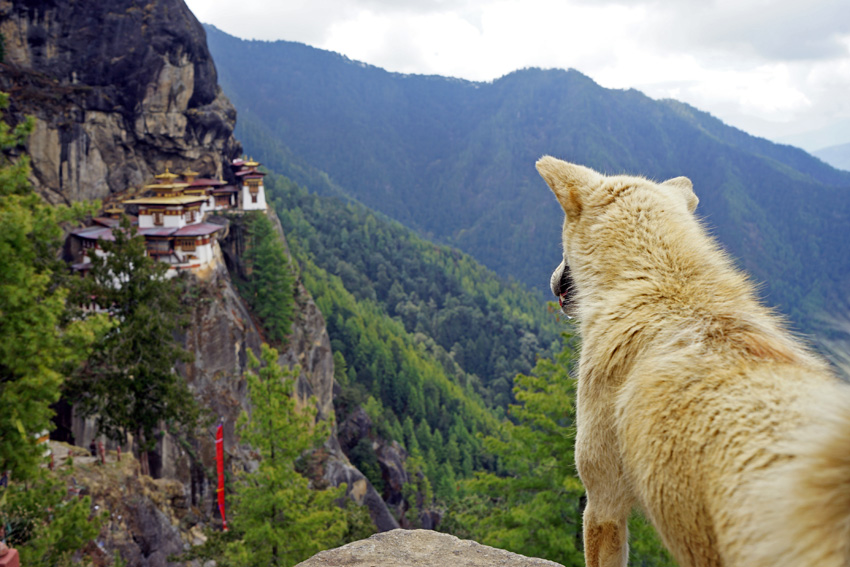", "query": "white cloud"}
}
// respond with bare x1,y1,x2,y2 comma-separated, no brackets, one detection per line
187,0,850,149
